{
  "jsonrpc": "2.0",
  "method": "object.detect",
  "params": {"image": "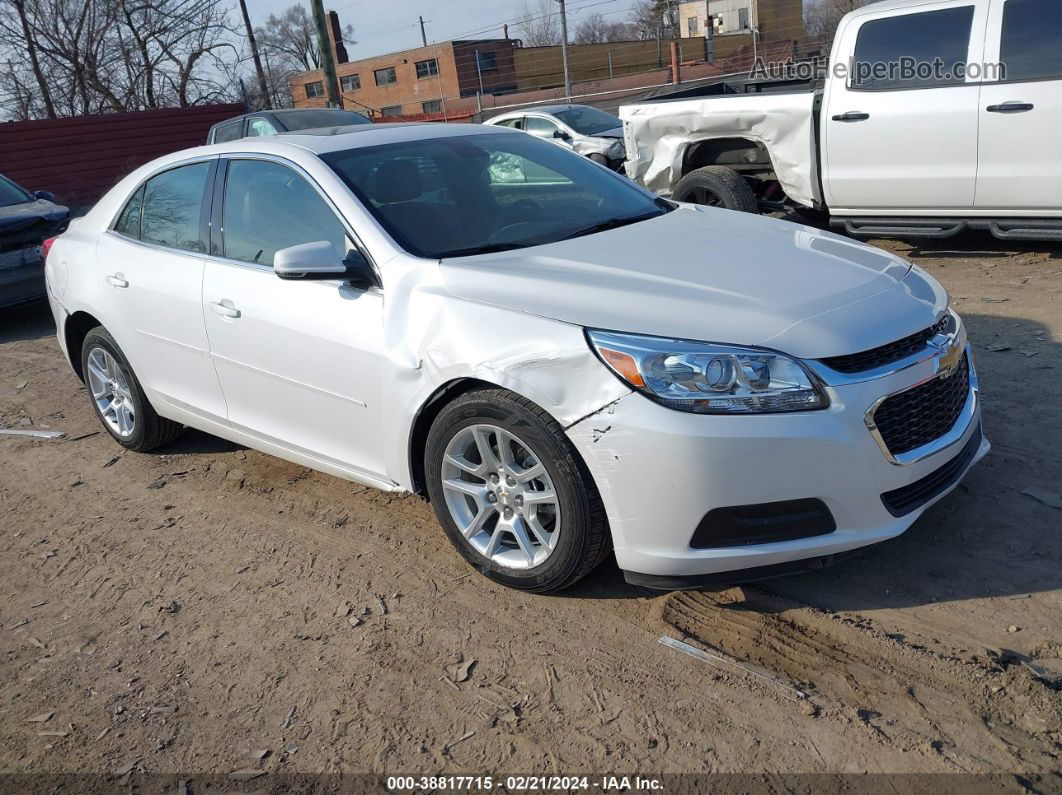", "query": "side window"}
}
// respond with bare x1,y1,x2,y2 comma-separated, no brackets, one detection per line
113,185,144,239
999,0,1062,82
213,120,243,143
247,117,277,137
140,162,210,253
851,6,974,90
525,116,560,137
222,159,353,268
